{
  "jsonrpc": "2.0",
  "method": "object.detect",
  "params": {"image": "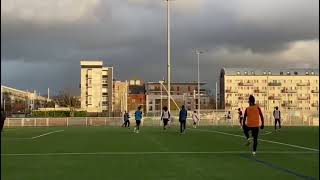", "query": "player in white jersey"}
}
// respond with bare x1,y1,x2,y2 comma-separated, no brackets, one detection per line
192,111,199,128
273,106,281,131
161,106,170,130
